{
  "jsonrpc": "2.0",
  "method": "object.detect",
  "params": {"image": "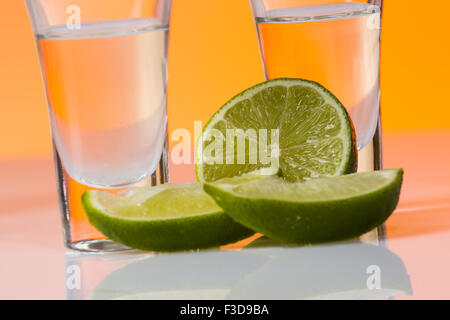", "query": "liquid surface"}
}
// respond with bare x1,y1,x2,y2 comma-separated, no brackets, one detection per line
38,19,168,187
257,3,381,150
